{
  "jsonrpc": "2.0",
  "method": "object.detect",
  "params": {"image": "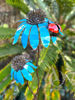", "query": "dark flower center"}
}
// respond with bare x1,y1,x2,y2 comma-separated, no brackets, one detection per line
27,9,46,25
11,53,31,71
